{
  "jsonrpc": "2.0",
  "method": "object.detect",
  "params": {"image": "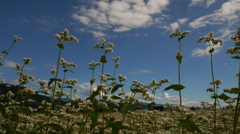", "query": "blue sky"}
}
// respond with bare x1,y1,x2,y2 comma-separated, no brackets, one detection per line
1,0,240,107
